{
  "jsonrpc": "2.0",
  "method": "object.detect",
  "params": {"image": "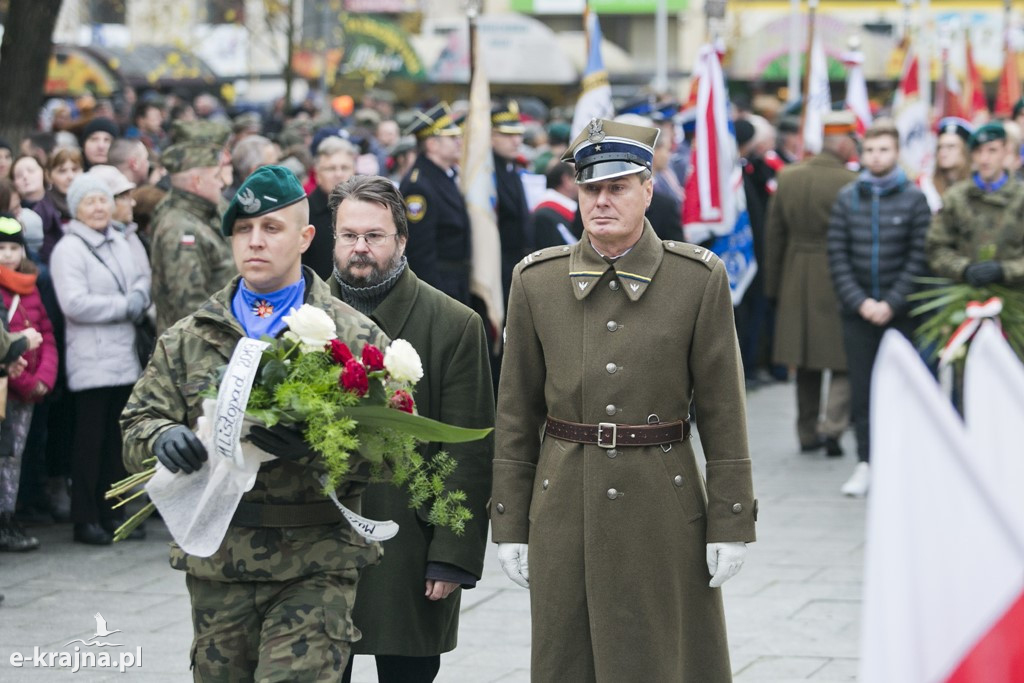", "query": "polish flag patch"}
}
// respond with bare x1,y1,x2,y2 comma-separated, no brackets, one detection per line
181,234,196,246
